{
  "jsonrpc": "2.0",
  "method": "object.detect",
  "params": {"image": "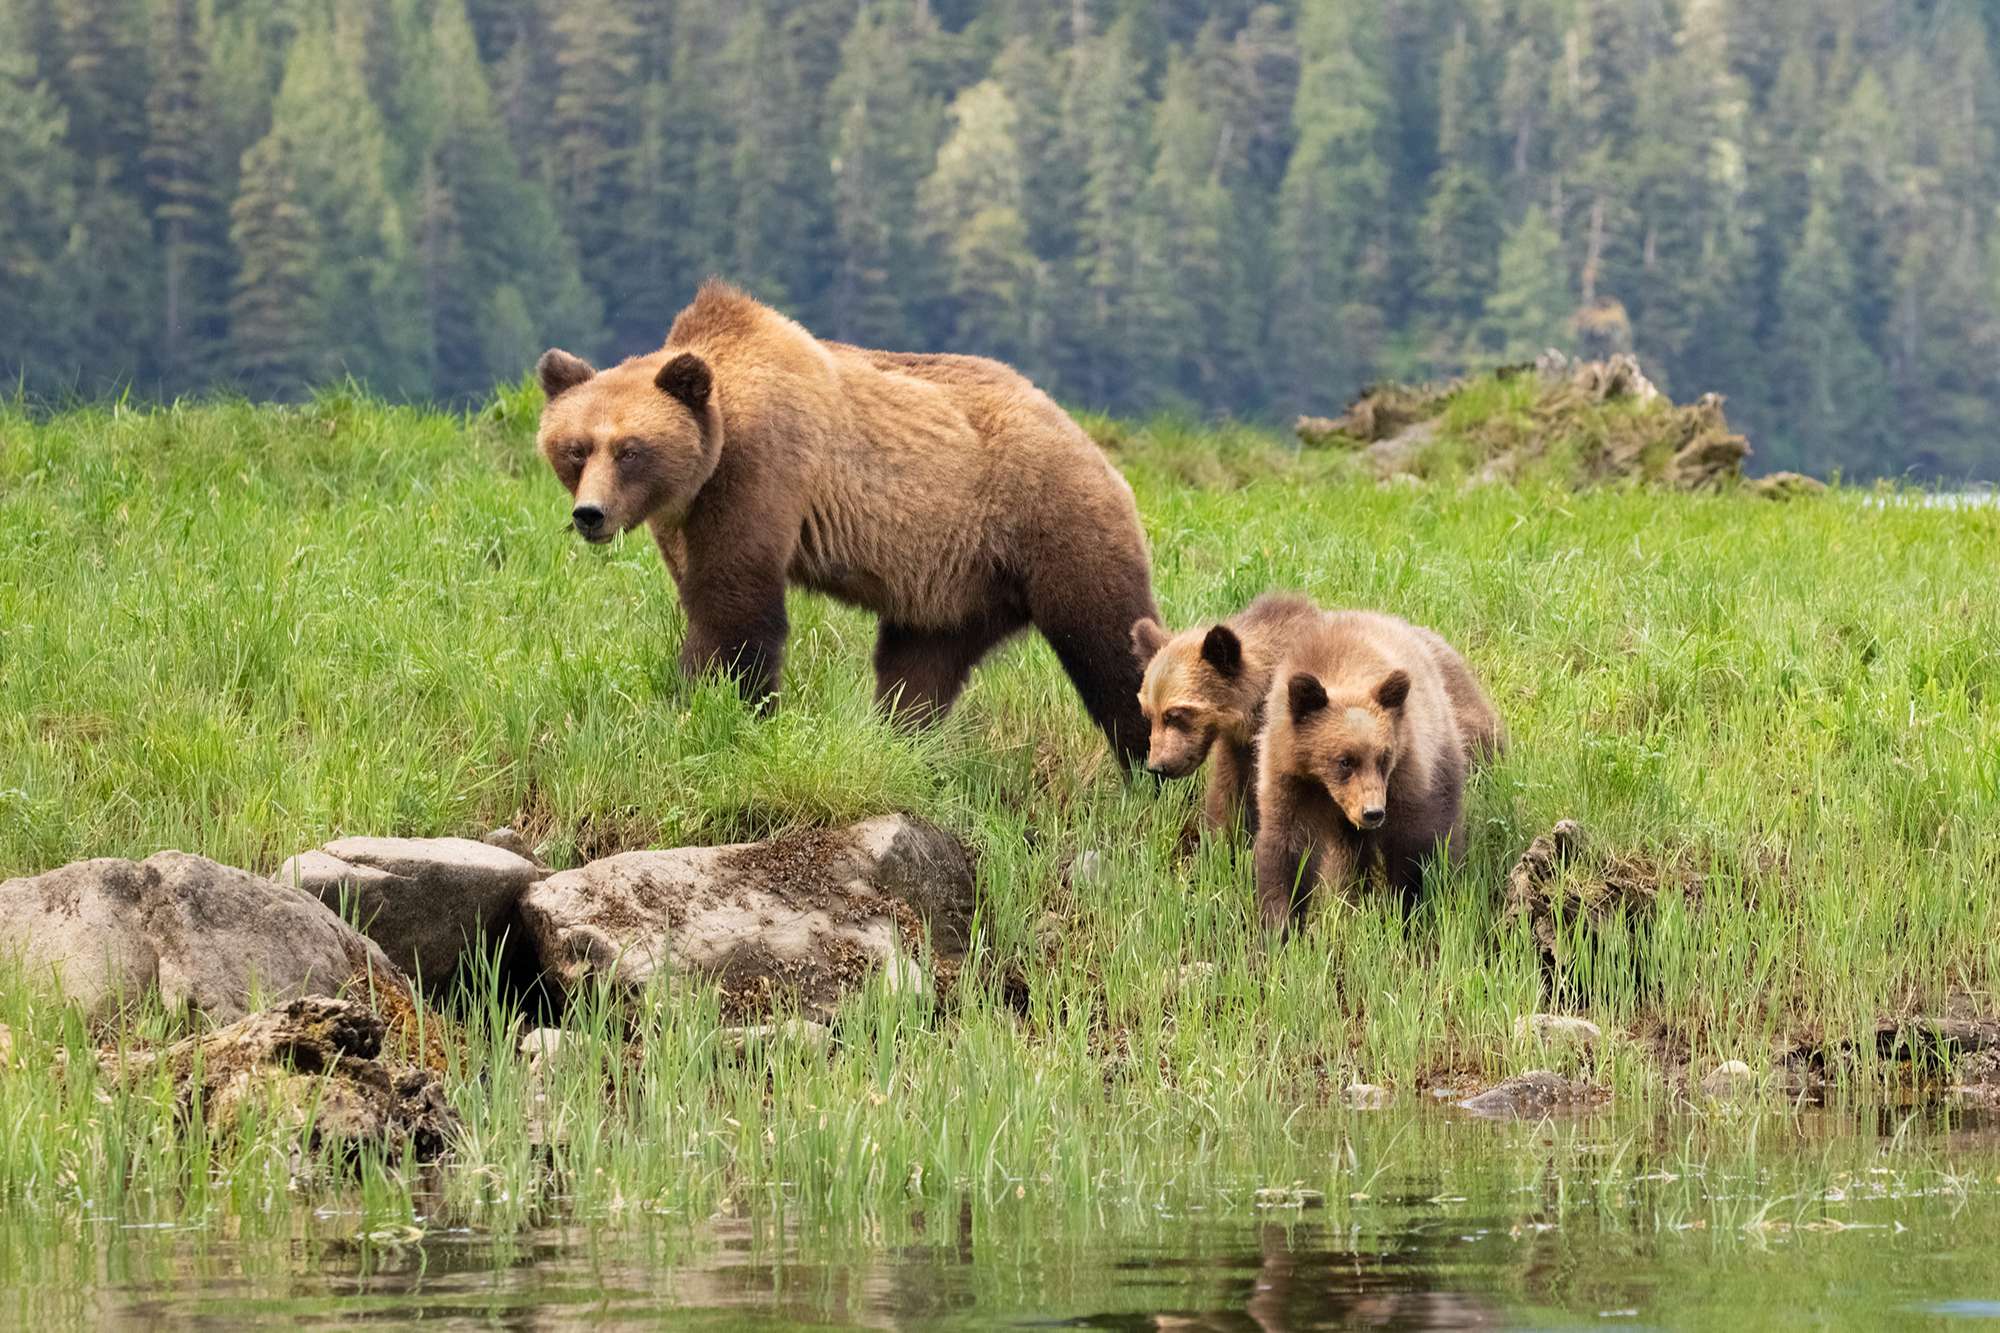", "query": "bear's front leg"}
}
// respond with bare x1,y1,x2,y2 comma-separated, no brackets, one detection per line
678,557,790,709
1204,739,1257,834
1252,778,1322,934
